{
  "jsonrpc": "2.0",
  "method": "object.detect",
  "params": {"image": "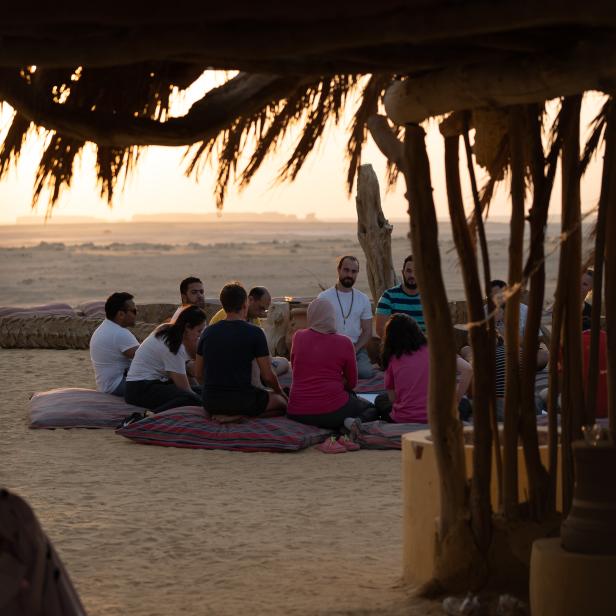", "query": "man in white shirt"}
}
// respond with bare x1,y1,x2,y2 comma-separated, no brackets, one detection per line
89,292,140,396
318,255,375,378
170,276,206,322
